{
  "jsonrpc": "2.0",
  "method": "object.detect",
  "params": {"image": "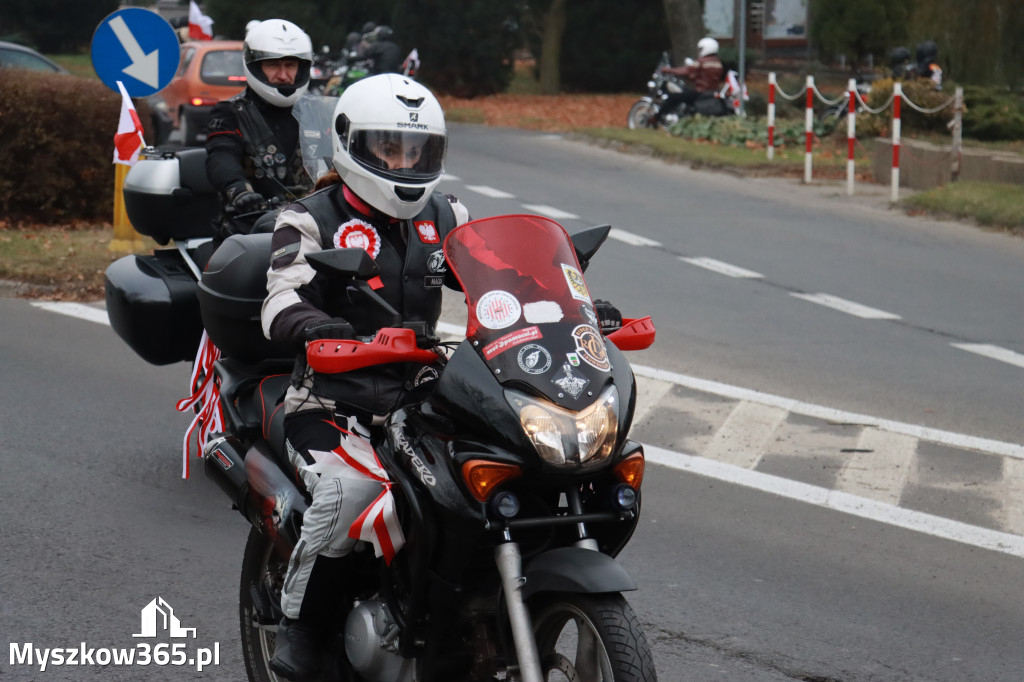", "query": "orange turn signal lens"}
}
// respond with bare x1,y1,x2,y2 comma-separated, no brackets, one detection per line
461,459,522,503
613,452,645,489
